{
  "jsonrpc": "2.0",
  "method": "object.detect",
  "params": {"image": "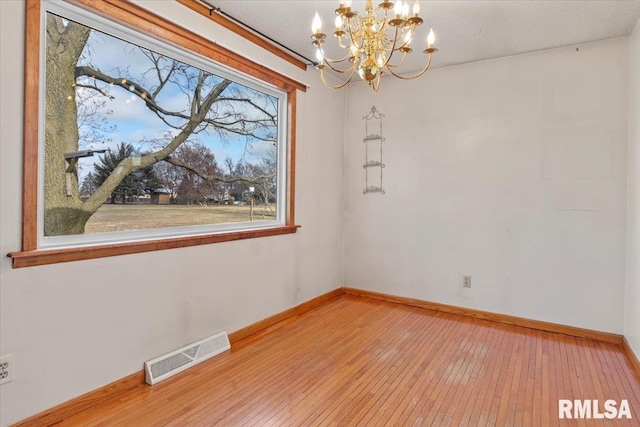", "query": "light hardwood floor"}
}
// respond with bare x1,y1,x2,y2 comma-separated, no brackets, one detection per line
15,294,640,426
